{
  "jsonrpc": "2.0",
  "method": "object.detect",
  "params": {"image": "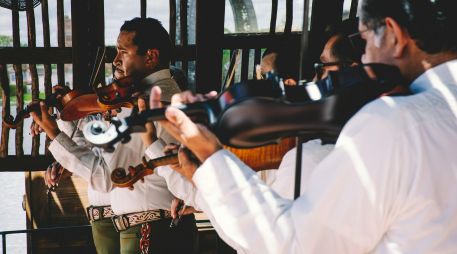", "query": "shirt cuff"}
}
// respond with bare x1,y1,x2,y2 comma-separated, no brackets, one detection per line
144,139,166,159
48,132,92,182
